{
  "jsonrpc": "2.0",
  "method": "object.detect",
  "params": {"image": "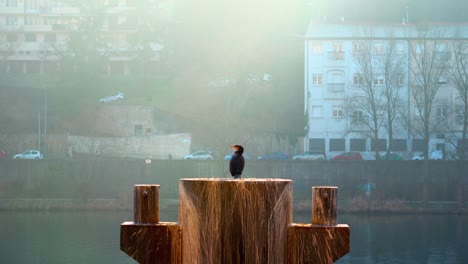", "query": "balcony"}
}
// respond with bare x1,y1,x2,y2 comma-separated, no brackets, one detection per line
24,25,53,31
327,51,344,61
0,25,23,31
327,83,345,92
325,83,345,99
39,6,80,15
